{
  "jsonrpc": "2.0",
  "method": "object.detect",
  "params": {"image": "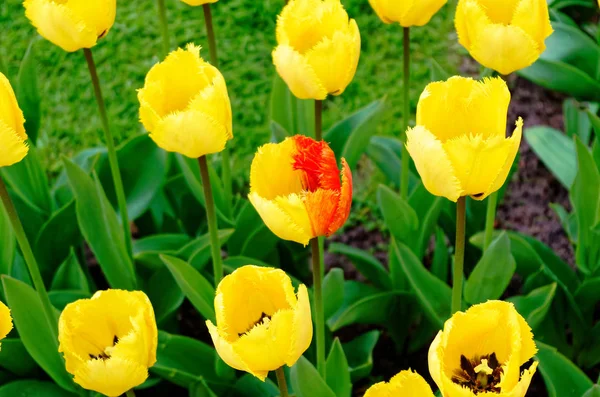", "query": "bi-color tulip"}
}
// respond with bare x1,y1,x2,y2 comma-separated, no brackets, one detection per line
368,0,447,27
0,72,28,168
